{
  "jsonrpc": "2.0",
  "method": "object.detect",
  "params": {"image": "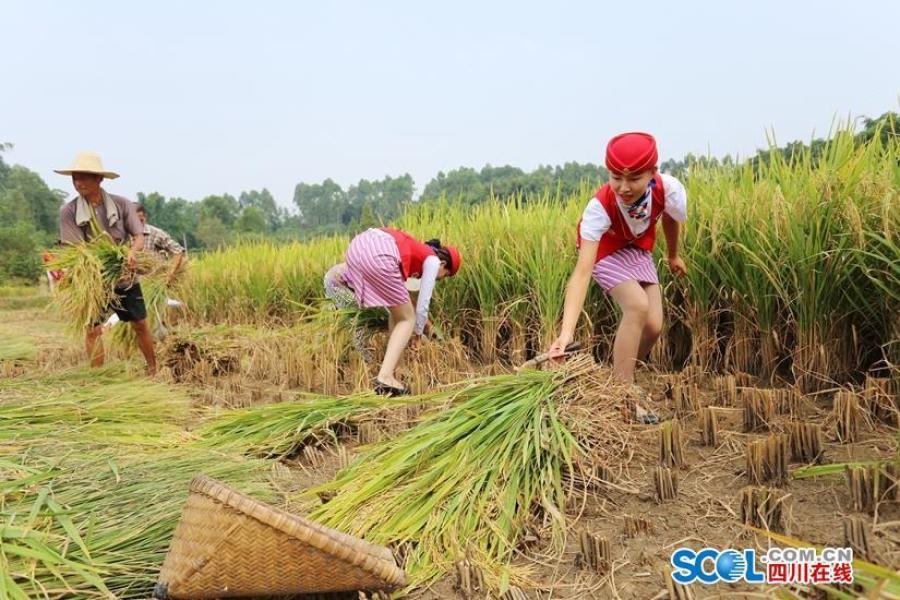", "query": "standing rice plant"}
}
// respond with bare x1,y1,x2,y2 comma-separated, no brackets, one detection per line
184,236,347,323
674,172,725,371
742,127,895,390
707,163,783,378
179,121,898,393
511,192,584,351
